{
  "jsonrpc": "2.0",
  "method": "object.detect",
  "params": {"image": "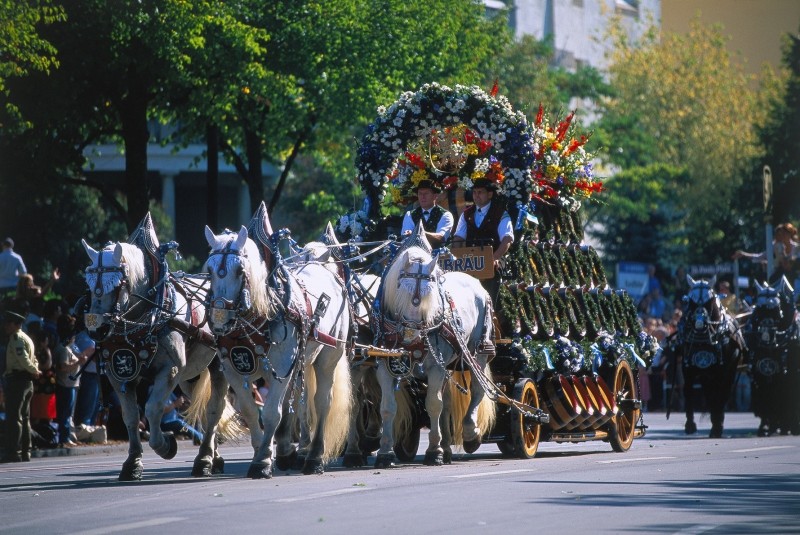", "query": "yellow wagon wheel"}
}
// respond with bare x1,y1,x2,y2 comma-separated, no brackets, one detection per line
509,379,542,459
608,360,639,452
